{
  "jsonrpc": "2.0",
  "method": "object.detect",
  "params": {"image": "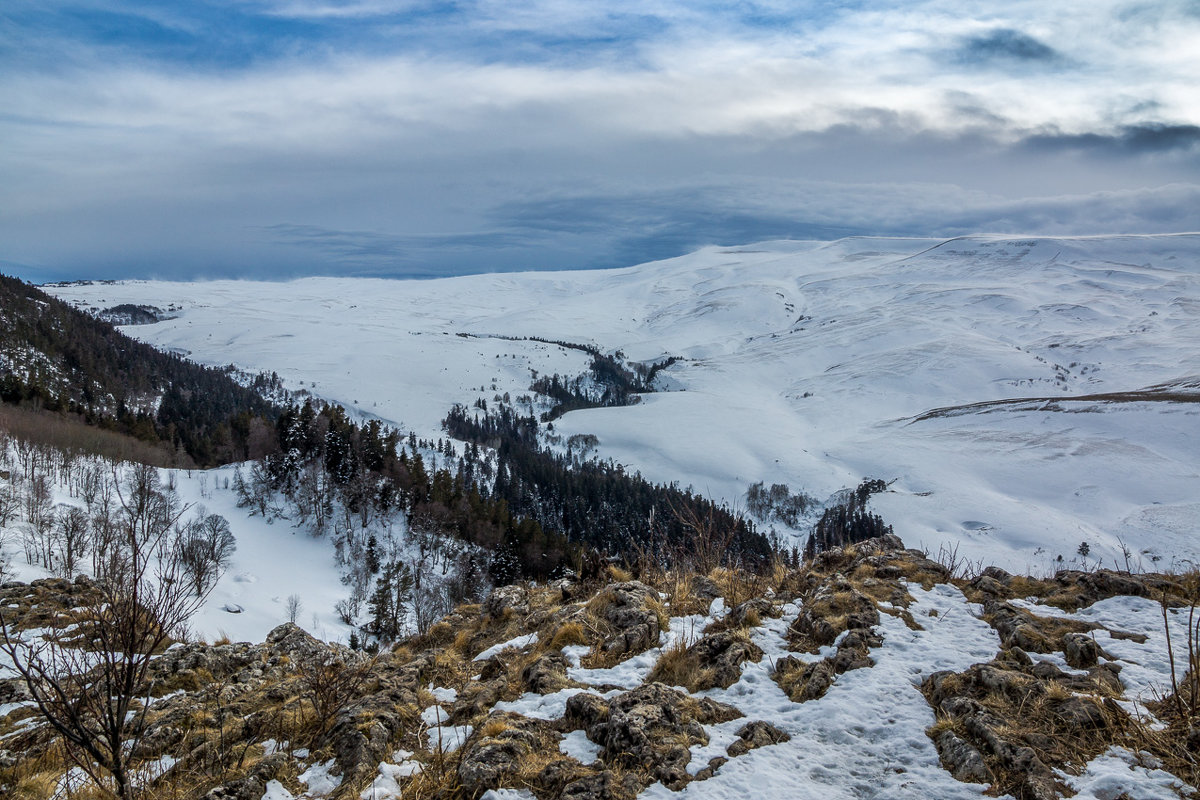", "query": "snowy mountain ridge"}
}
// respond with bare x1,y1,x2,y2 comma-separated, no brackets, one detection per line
46,233,1200,574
